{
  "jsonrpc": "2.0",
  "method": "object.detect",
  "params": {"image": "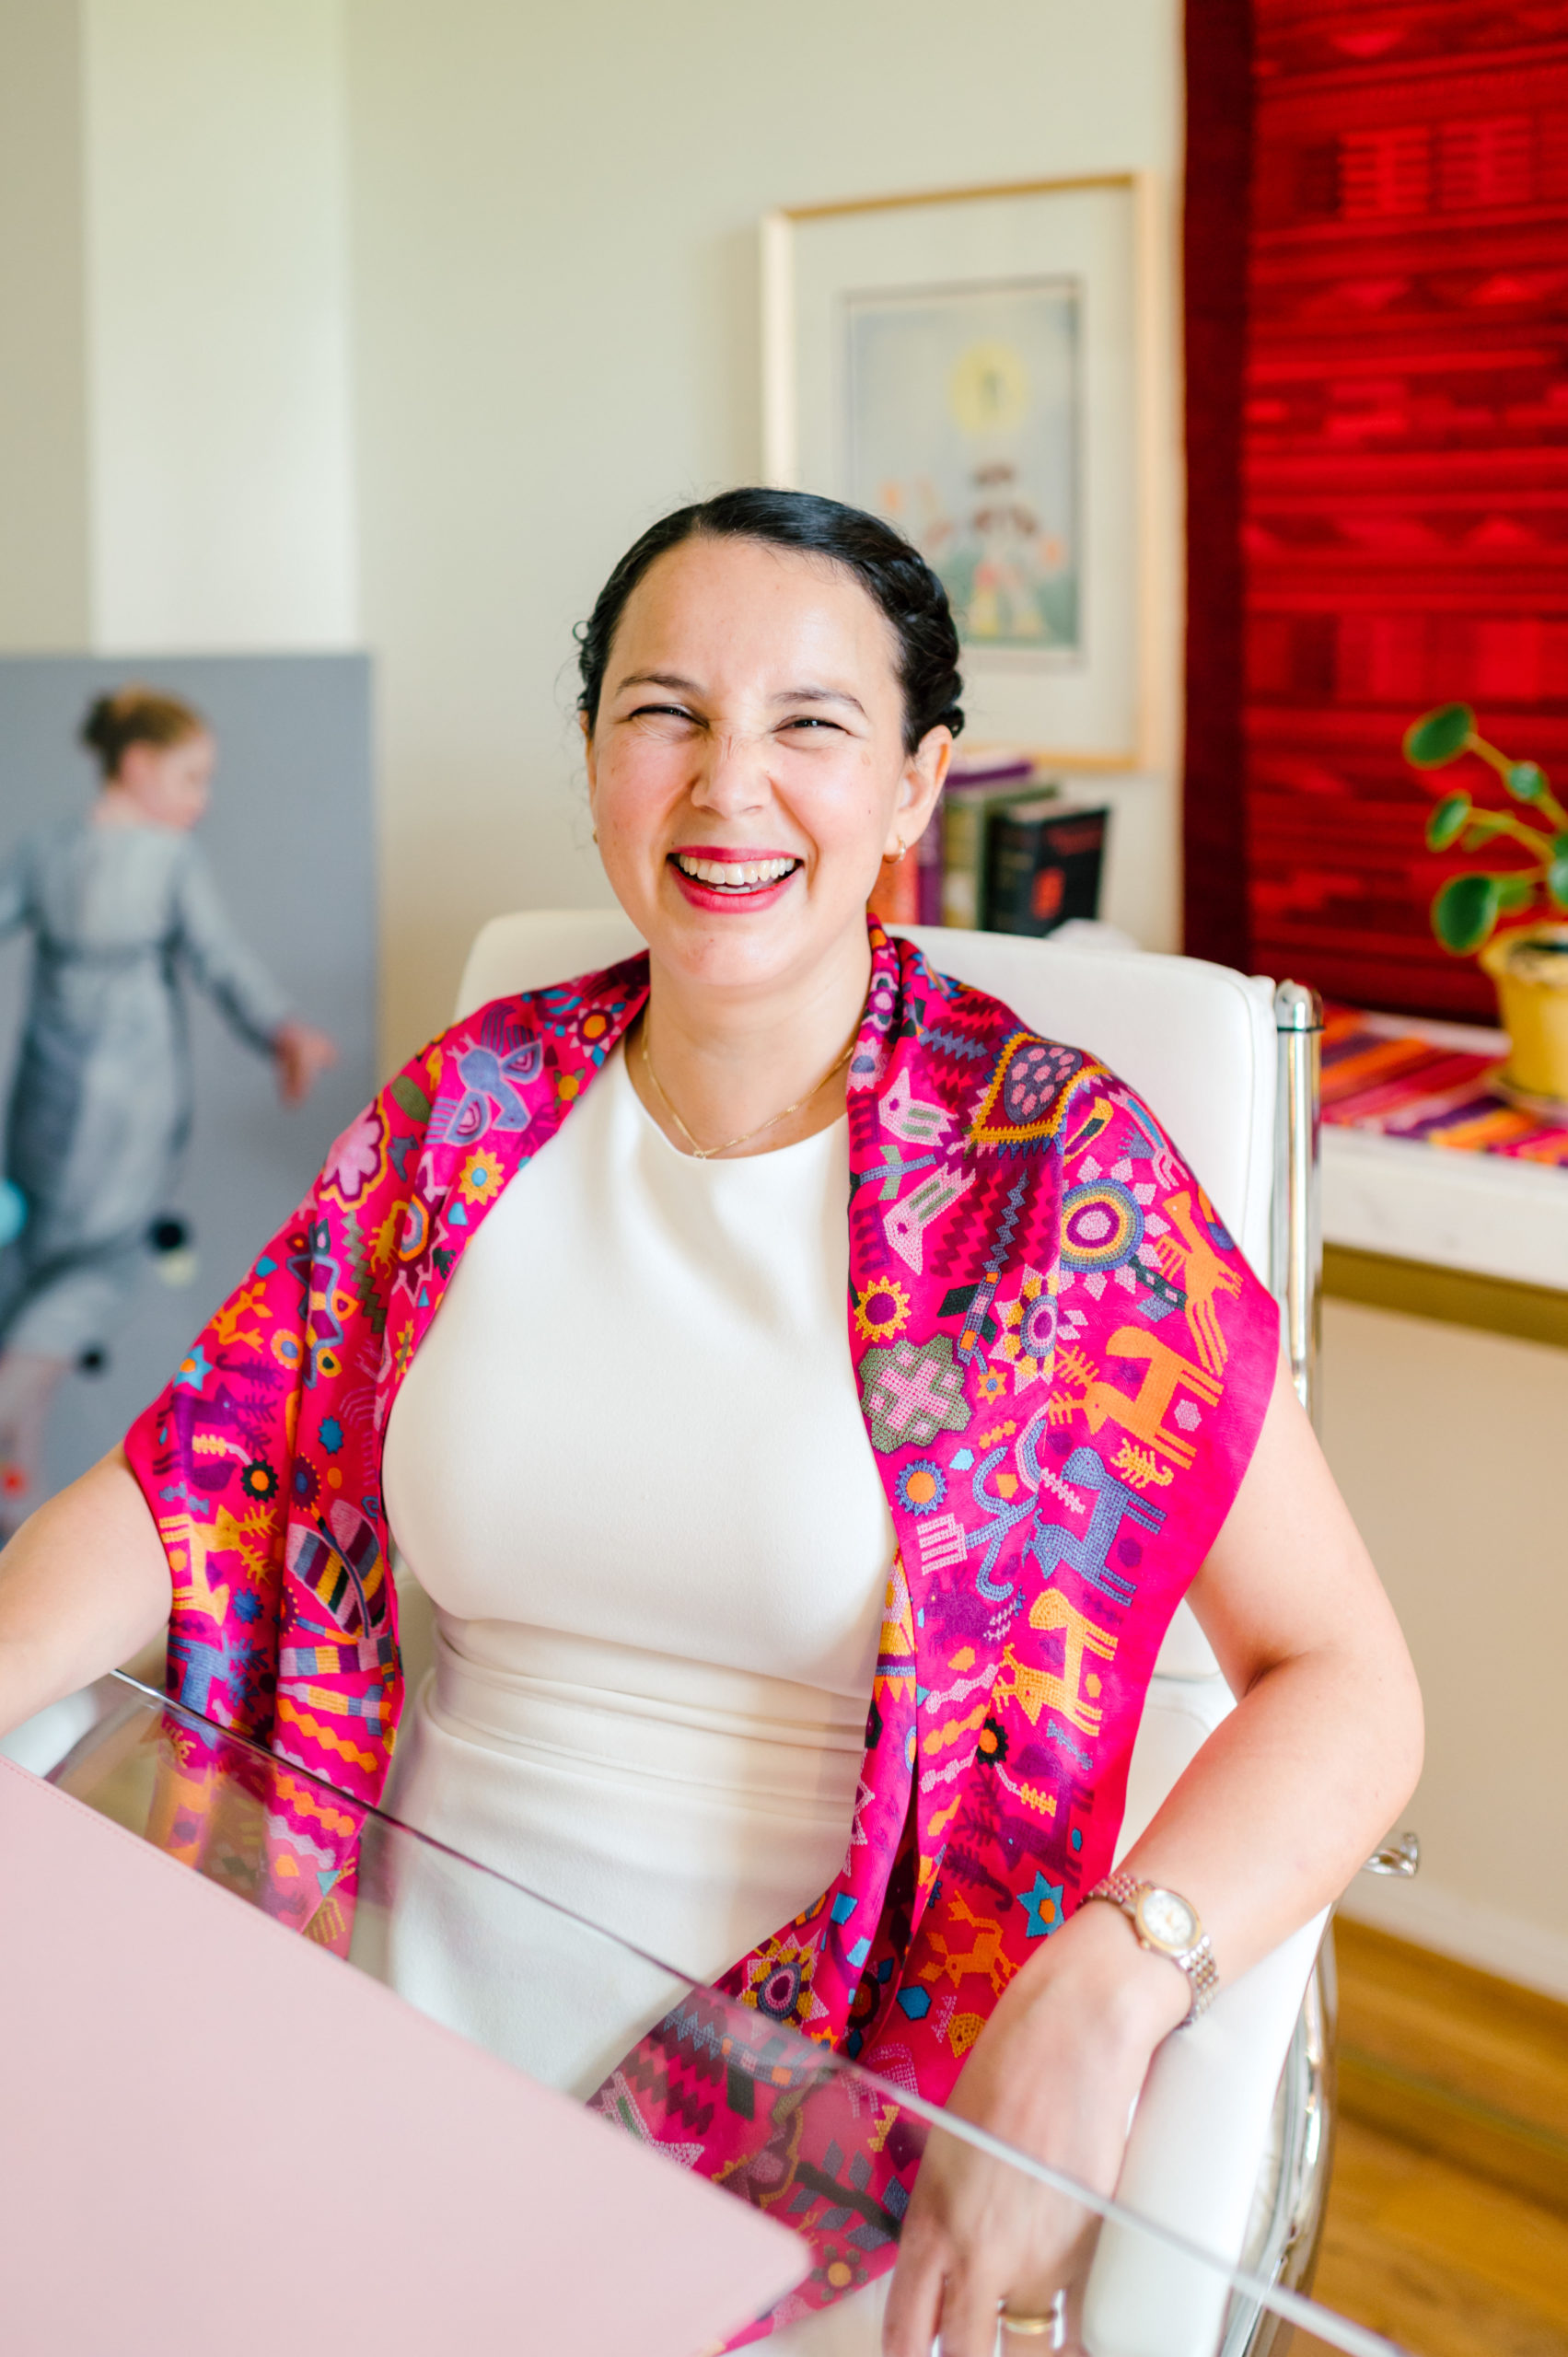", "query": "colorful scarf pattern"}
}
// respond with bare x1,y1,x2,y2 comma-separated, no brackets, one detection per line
124,921,1277,2331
